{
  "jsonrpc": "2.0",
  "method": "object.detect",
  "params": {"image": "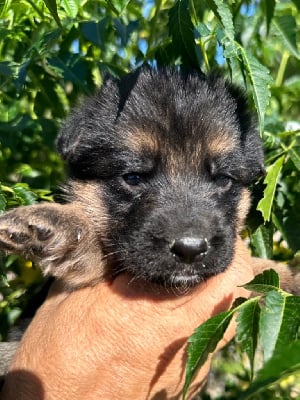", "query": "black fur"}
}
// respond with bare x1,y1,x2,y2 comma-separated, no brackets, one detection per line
56,67,264,288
